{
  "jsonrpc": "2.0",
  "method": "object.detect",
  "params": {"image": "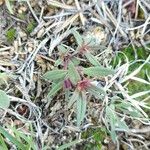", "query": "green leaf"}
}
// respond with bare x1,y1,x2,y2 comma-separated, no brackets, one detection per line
84,52,100,66
68,90,80,108
106,105,117,142
115,101,143,118
68,61,81,84
58,45,68,54
116,118,129,131
87,85,105,98
0,90,10,109
77,92,87,126
54,58,63,67
71,57,80,66
72,29,83,46
0,134,8,150
0,126,26,150
83,66,114,77
48,82,63,99
5,0,14,14
43,70,67,81
0,73,9,85
58,139,81,150
9,125,36,150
